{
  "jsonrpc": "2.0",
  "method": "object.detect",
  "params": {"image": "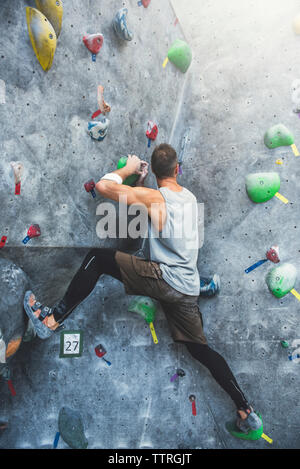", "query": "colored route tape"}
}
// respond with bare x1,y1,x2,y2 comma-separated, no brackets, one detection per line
245,259,268,274
275,192,289,204
291,144,299,156
102,357,111,366
192,401,196,416
170,373,178,382
290,288,300,301
92,109,102,119
0,236,7,249
15,182,21,195
261,433,273,444
149,322,158,344
53,432,60,449
163,57,169,68
7,379,16,396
